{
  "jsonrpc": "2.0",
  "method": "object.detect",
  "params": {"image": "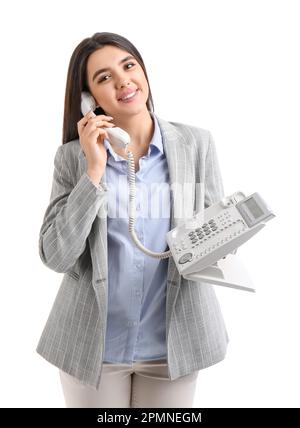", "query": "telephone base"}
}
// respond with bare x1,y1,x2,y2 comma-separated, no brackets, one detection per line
183,253,256,293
